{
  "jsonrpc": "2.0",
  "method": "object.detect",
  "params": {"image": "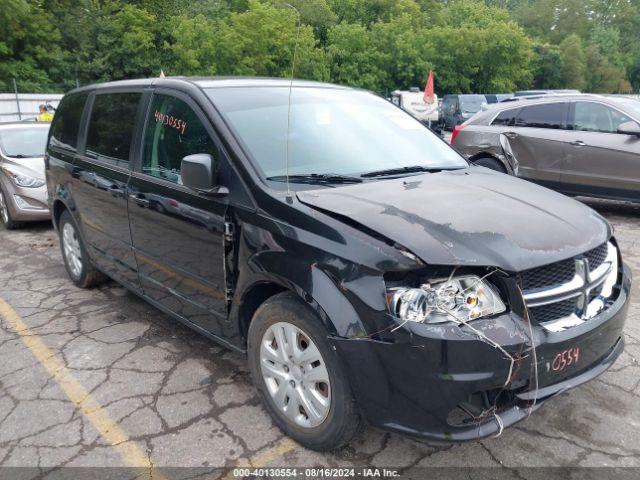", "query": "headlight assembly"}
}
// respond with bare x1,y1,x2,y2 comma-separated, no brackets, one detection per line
3,167,45,188
387,275,506,325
